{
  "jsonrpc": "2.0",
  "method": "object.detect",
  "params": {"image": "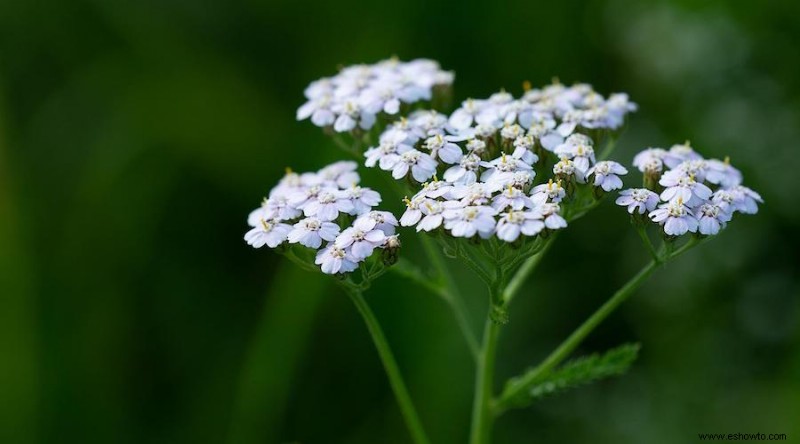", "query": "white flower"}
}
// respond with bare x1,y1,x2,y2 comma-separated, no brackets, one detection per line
245,218,292,248
503,100,536,127
696,203,732,236
341,186,381,215
410,111,449,138
358,80,402,115
414,179,454,199
492,186,533,212
449,183,493,206
400,195,425,226
531,179,566,204
423,134,463,163
260,195,302,221
615,188,659,214
287,217,340,249
534,203,567,230
496,210,545,242
298,58,453,133
659,171,712,207
356,210,399,235
508,171,535,189
663,142,703,168
480,153,534,190
649,198,698,236
287,184,321,209
335,217,387,260
417,200,446,231
315,244,359,274
525,117,562,151
443,153,482,185
552,157,585,183
678,158,709,176
364,128,413,169
443,205,497,238
603,93,637,128
392,147,438,182
500,124,524,141
705,158,742,188
554,134,595,173
247,205,271,228
466,138,487,155
300,188,353,221
317,160,360,188
513,134,535,151
332,99,376,133
587,160,628,191
726,185,763,214
449,98,486,130
632,148,667,173
296,95,336,127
